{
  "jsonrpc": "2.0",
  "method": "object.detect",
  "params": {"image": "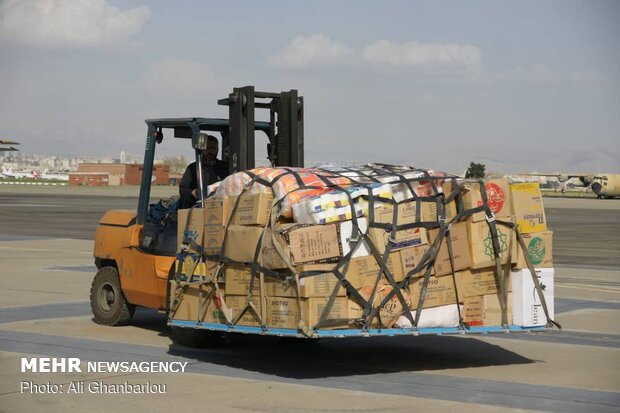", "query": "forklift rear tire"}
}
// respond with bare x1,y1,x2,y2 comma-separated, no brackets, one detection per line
90,266,135,326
